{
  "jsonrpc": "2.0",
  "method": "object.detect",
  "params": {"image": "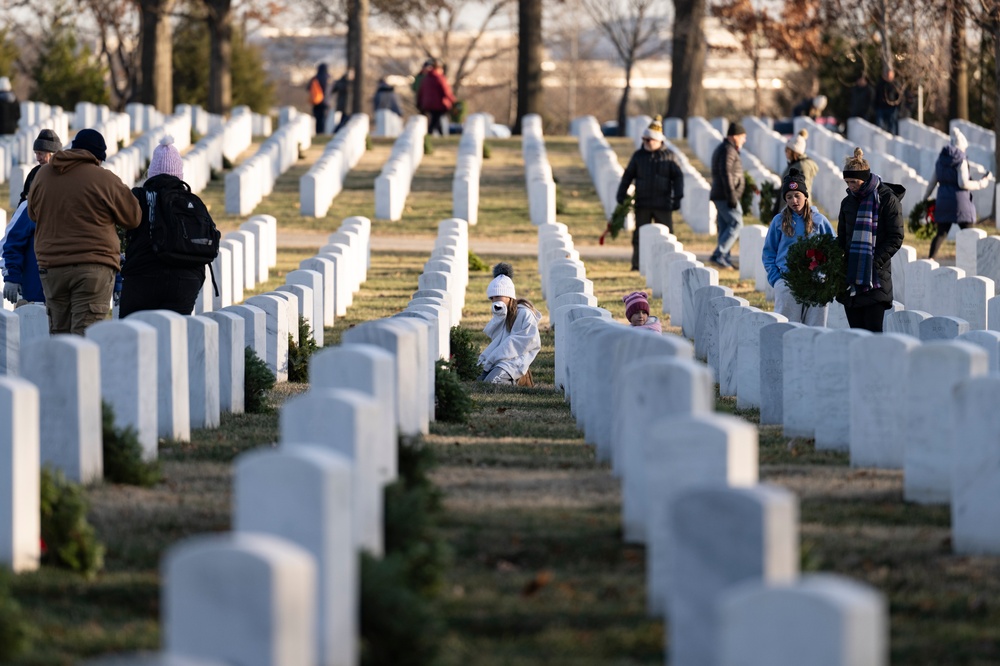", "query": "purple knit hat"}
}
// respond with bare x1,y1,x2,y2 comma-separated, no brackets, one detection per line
148,135,184,178
623,291,650,320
